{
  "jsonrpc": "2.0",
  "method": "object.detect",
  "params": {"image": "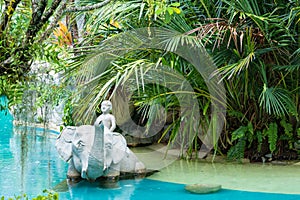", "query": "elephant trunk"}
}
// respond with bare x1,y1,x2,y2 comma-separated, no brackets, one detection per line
85,124,105,180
